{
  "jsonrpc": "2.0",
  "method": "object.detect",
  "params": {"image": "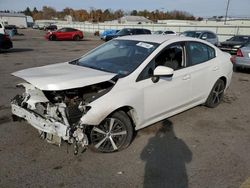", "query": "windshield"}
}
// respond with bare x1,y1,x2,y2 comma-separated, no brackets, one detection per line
117,29,131,35
154,31,163,34
182,31,201,38
72,40,159,77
